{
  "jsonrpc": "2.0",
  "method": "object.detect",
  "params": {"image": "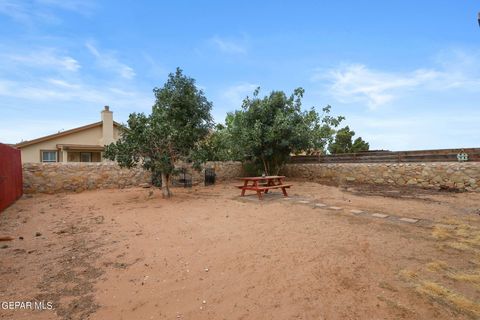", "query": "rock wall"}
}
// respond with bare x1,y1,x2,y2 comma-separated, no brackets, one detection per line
189,161,243,182
24,161,479,194
23,161,244,194
282,162,480,192
23,163,151,194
